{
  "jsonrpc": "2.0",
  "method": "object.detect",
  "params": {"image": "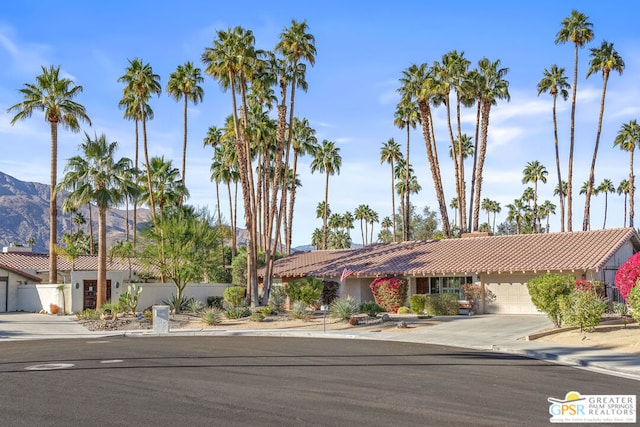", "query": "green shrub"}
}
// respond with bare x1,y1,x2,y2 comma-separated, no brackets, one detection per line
250,312,265,322
201,307,223,326
560,290,607,332
526,273,574,327
223,286,246,307
207,296,224,309
611,301,628,317
424,294,459,316
397,306,411,314
258,306,274,316
186,299,205,314
369,277,408,313
628,285,640,325
286,277,324,307
289,301,313,321
321,281,340,305
268,286,286,313
359,300,384,317
75,309,101,320
409,294,427,314
329,296,359,321
118,284,142,314
225,305,250,319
